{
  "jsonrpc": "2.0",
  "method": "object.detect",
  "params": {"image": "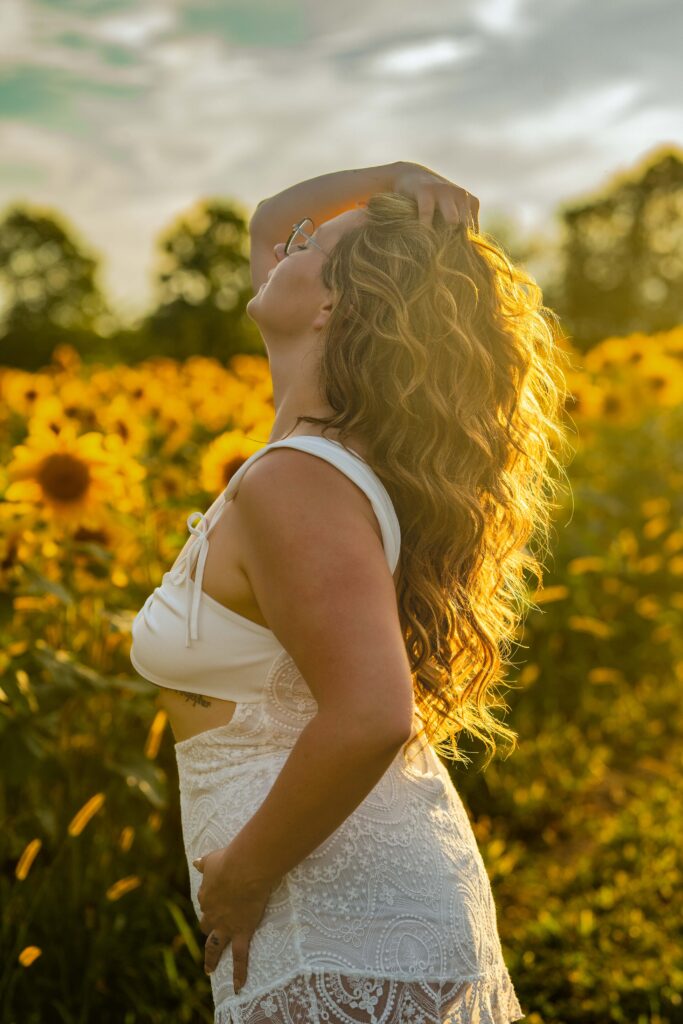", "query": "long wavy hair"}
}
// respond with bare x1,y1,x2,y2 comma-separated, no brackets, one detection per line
288,191,573,770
